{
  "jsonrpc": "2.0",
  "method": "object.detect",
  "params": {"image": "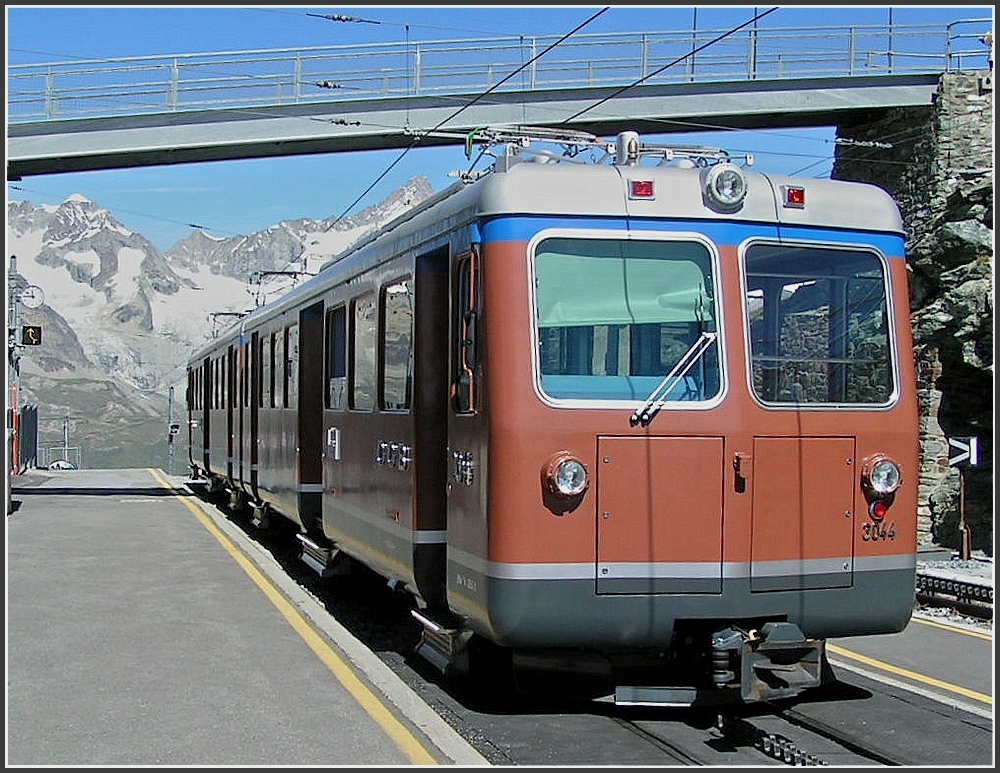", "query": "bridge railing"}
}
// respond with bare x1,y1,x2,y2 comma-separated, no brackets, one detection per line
7,20,992,123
